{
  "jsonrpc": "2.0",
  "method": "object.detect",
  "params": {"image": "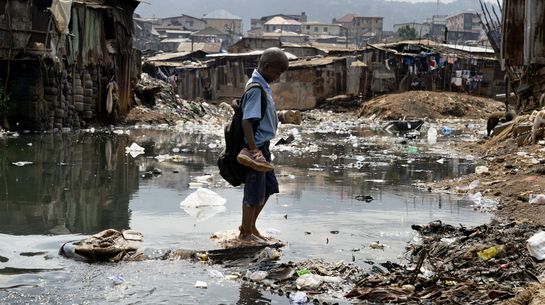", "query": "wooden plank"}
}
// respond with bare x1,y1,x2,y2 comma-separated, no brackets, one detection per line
529,0,545,64
501,0,525,66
